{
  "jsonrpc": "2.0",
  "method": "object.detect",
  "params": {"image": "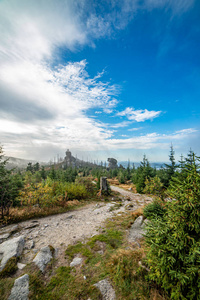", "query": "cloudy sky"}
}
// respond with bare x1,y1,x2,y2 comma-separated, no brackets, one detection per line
0,0,199,163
